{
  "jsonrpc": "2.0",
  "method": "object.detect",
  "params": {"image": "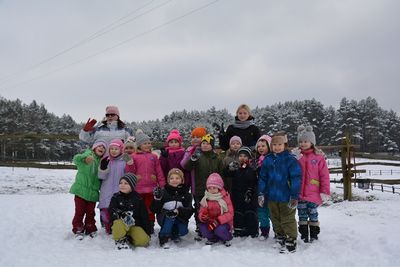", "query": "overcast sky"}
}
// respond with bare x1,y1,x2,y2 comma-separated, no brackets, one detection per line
0,0,399,123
